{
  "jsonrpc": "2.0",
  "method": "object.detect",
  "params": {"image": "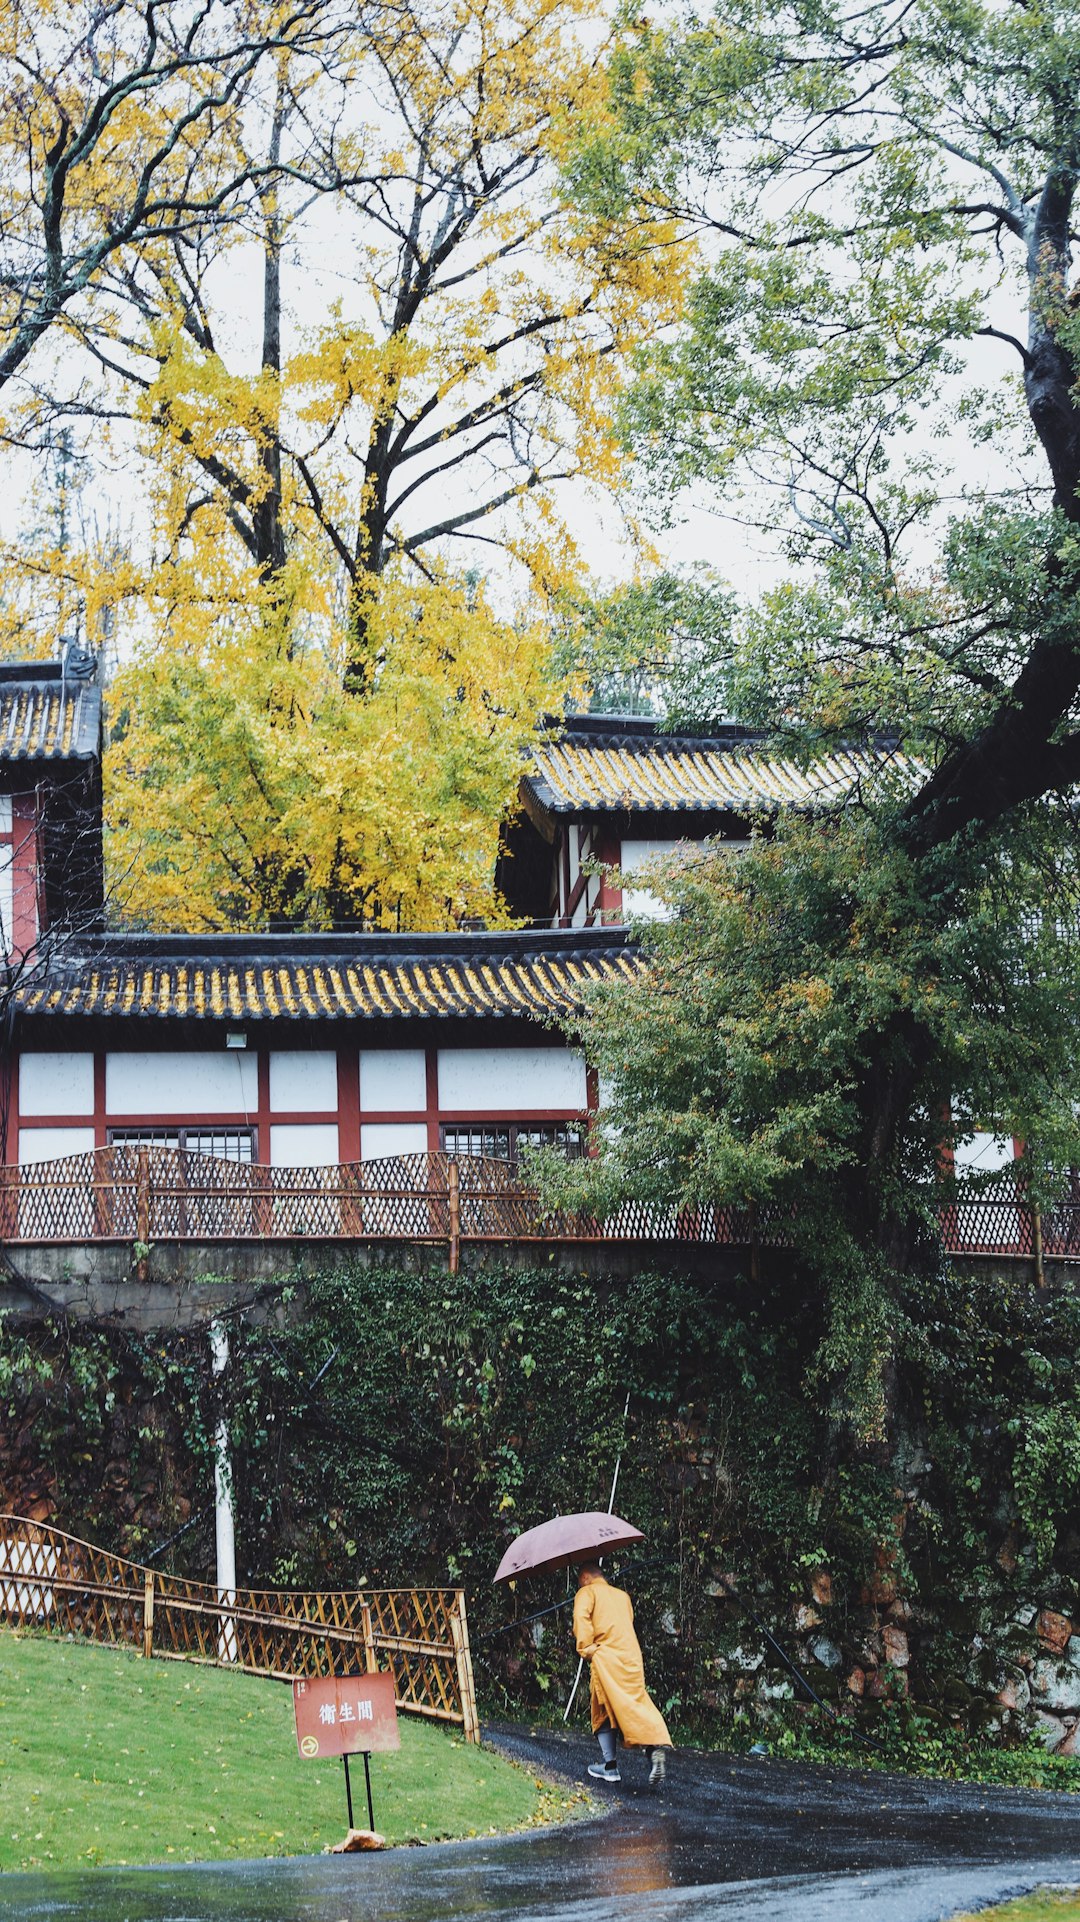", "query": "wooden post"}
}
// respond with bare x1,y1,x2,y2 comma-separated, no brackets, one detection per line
1033,1205,1046,1290
0,1162,14,1243
142,1570,155,1660
448,1158,460,1275
136,1147,150,1282
361,1601,376,1674
450,1591,480,1743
